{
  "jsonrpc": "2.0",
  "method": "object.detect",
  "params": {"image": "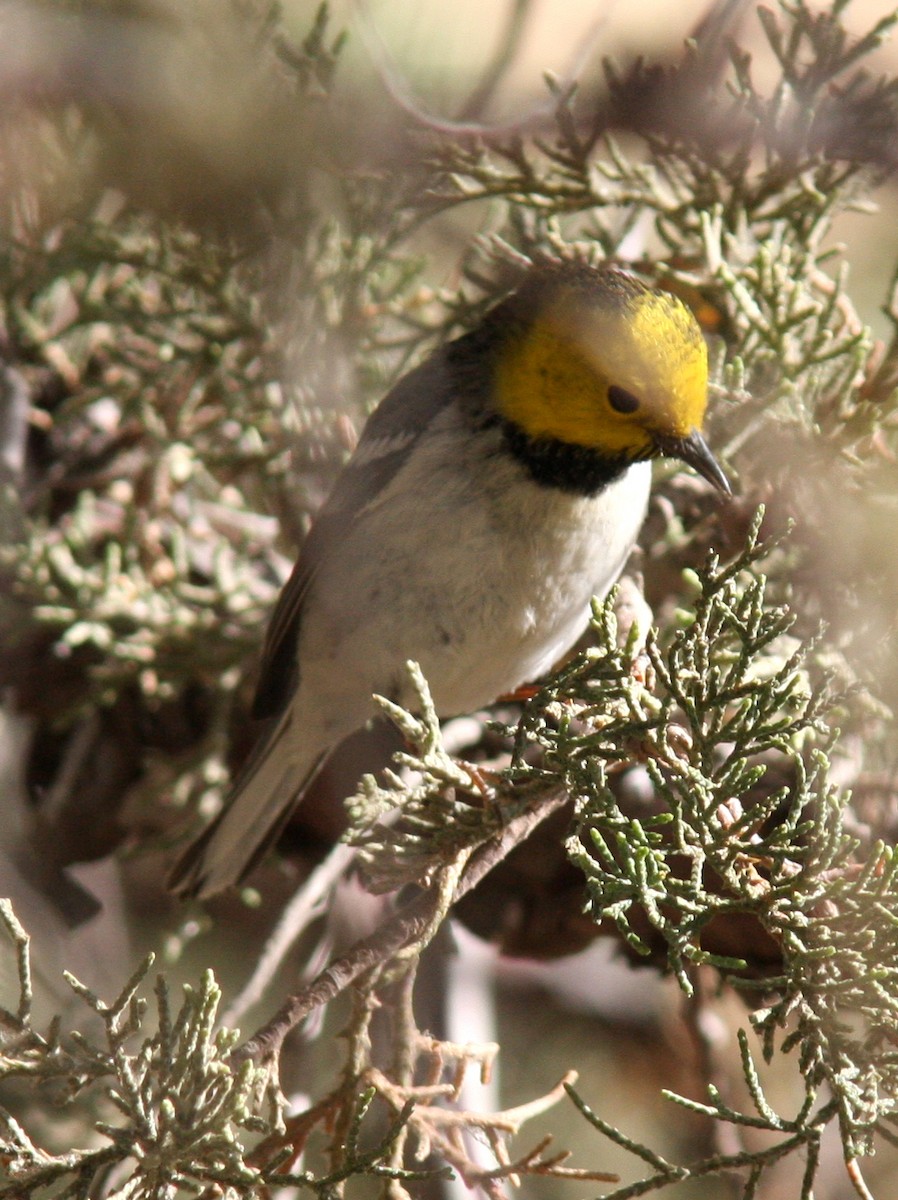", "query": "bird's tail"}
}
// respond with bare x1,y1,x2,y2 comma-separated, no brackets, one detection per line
167,708,326,900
